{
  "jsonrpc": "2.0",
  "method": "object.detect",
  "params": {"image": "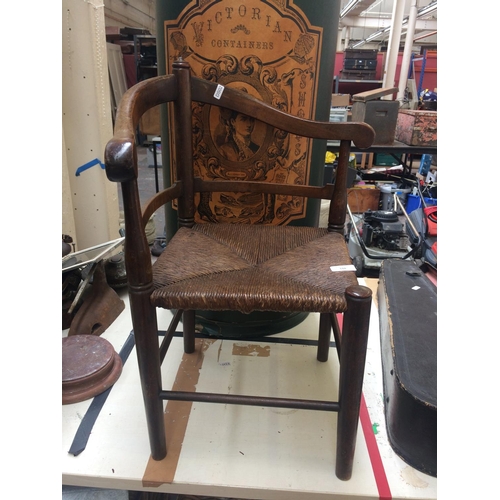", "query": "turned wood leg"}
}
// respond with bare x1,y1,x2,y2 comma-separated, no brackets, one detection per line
335,285,371,480
130,285,167,460
183,309,196,354
317,312,332,362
